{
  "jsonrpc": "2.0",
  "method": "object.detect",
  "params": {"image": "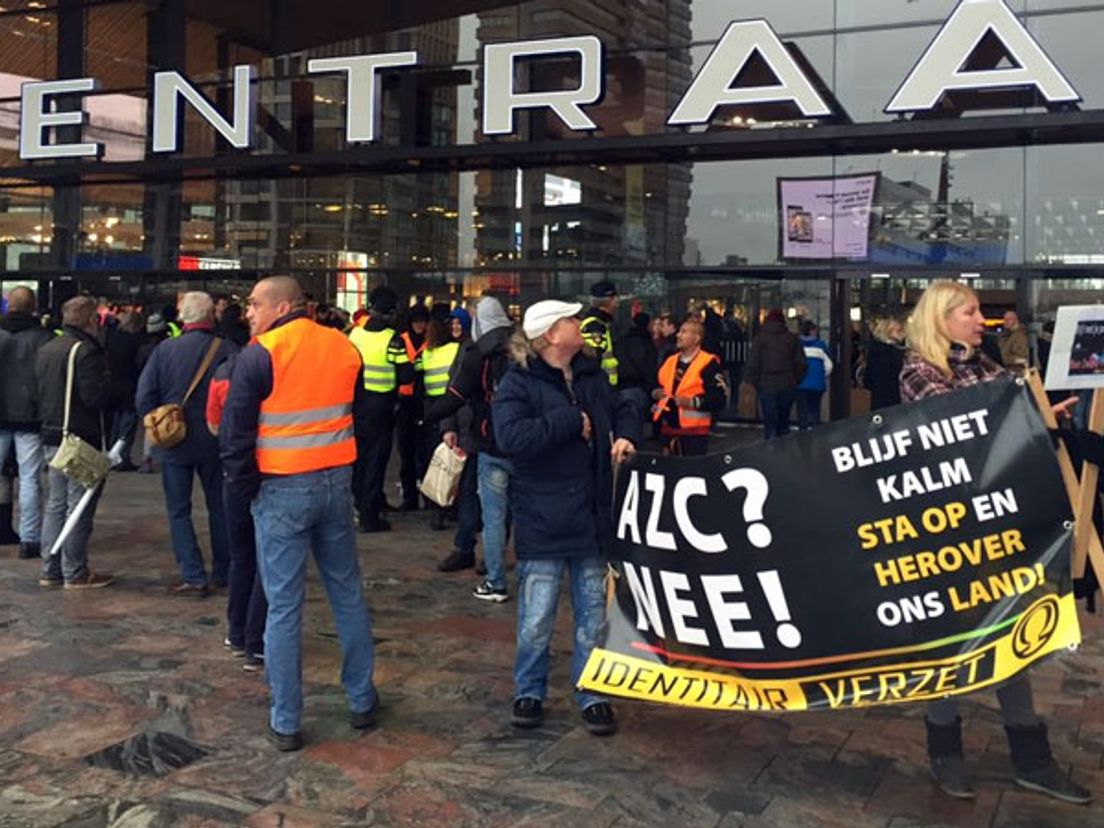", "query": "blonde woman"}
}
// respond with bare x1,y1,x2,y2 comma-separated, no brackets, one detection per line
864,316,906,410
899,281,1087,804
